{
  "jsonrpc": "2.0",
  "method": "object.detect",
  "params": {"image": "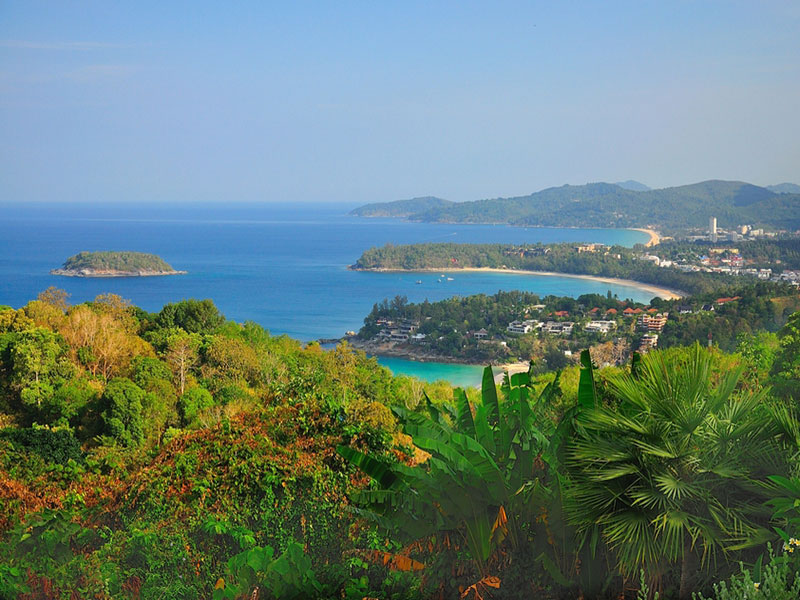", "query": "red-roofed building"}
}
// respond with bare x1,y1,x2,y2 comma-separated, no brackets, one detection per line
715,296,741,305
589,307,600,314
605,308,618,315
647,308,658,313
554,310,569,317
623,308,636,316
